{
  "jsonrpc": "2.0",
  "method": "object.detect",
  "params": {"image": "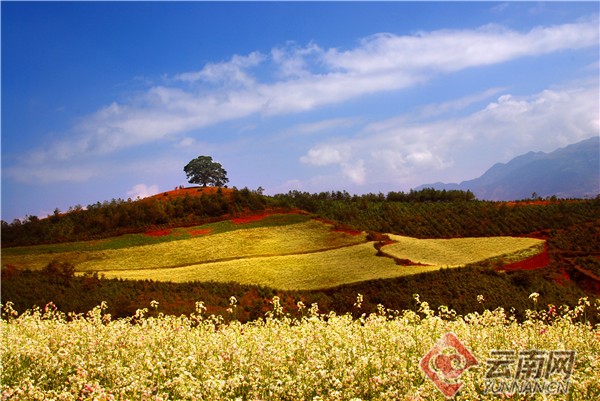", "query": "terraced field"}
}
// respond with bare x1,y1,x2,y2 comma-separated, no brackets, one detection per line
99,242,439,290
76,219,366,272
1,214,325,270
2,212,546,290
